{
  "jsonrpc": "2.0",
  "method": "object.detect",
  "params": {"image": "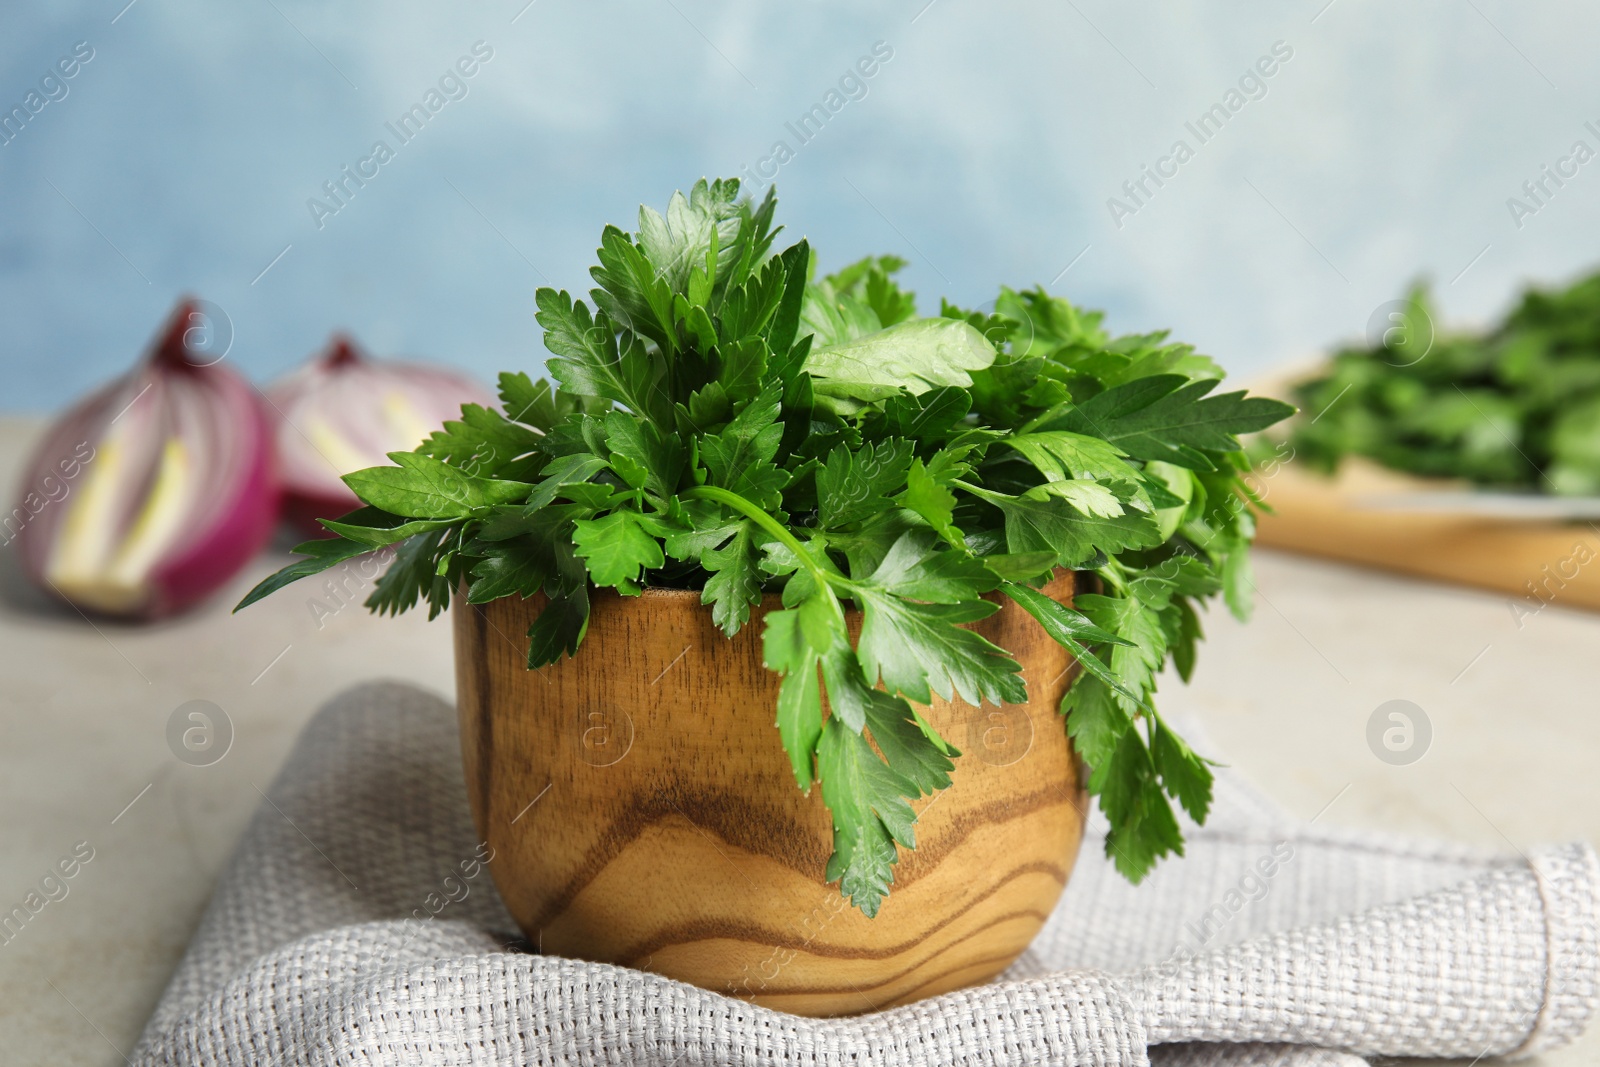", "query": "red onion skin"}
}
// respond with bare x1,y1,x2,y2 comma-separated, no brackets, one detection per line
147,387,278,617
7,378,116,589
12,299,281,620
268,335,492,534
